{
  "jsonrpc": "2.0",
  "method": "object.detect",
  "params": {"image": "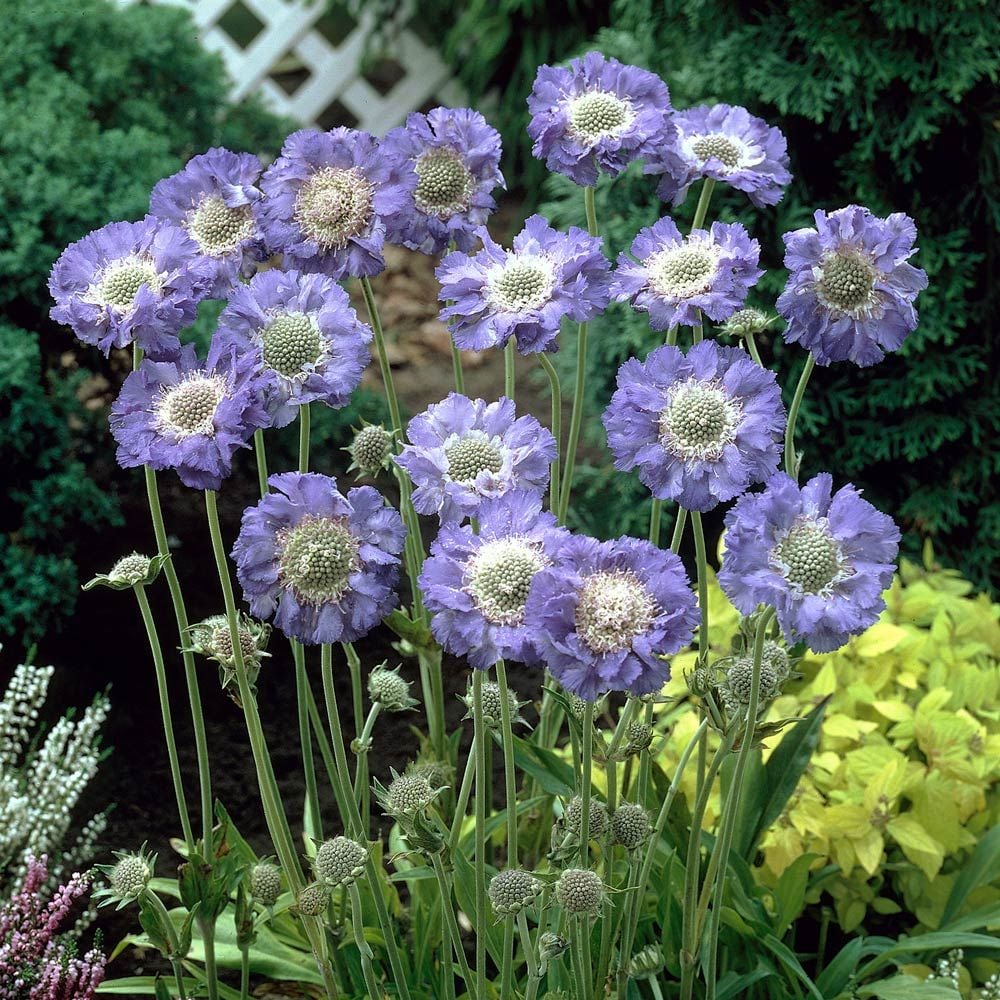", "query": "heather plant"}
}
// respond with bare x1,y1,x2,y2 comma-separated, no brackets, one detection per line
48,48,1000,1000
